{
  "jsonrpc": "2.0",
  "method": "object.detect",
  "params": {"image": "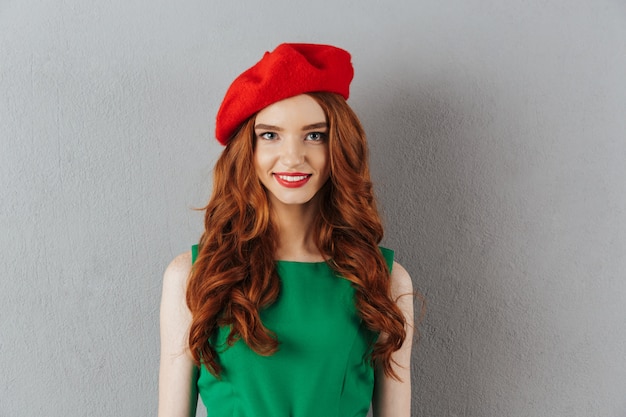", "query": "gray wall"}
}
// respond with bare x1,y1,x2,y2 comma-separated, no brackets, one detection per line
1,1,625,416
